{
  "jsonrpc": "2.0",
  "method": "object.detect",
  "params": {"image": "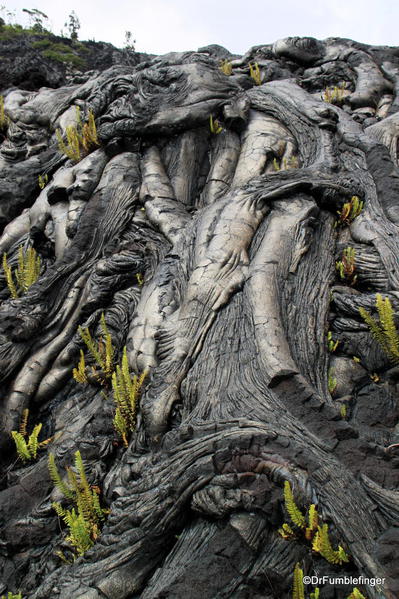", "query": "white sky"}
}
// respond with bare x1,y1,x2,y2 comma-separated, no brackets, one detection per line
3,0,399,55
